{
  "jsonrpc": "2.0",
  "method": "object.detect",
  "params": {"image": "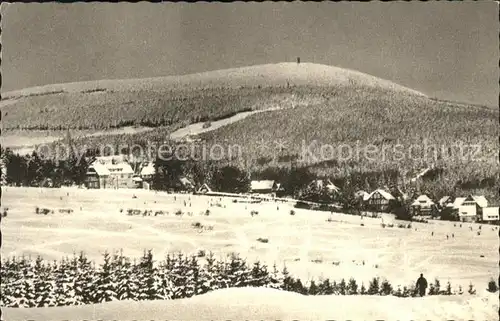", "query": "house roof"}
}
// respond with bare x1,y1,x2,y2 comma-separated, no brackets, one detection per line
251,180,275,191
449,197,466,208
448,195,489,209
179,177,195,187
367,189,395,201
197,183,212,193
309,179,340,193
86,163,111,176
394,187,409,200
89,155,134,175
95,155,126,165
140,163,155,176
438,196,451,206
107,162,135,175
411,194,435,207
355,190,370,201
472,195,488,208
